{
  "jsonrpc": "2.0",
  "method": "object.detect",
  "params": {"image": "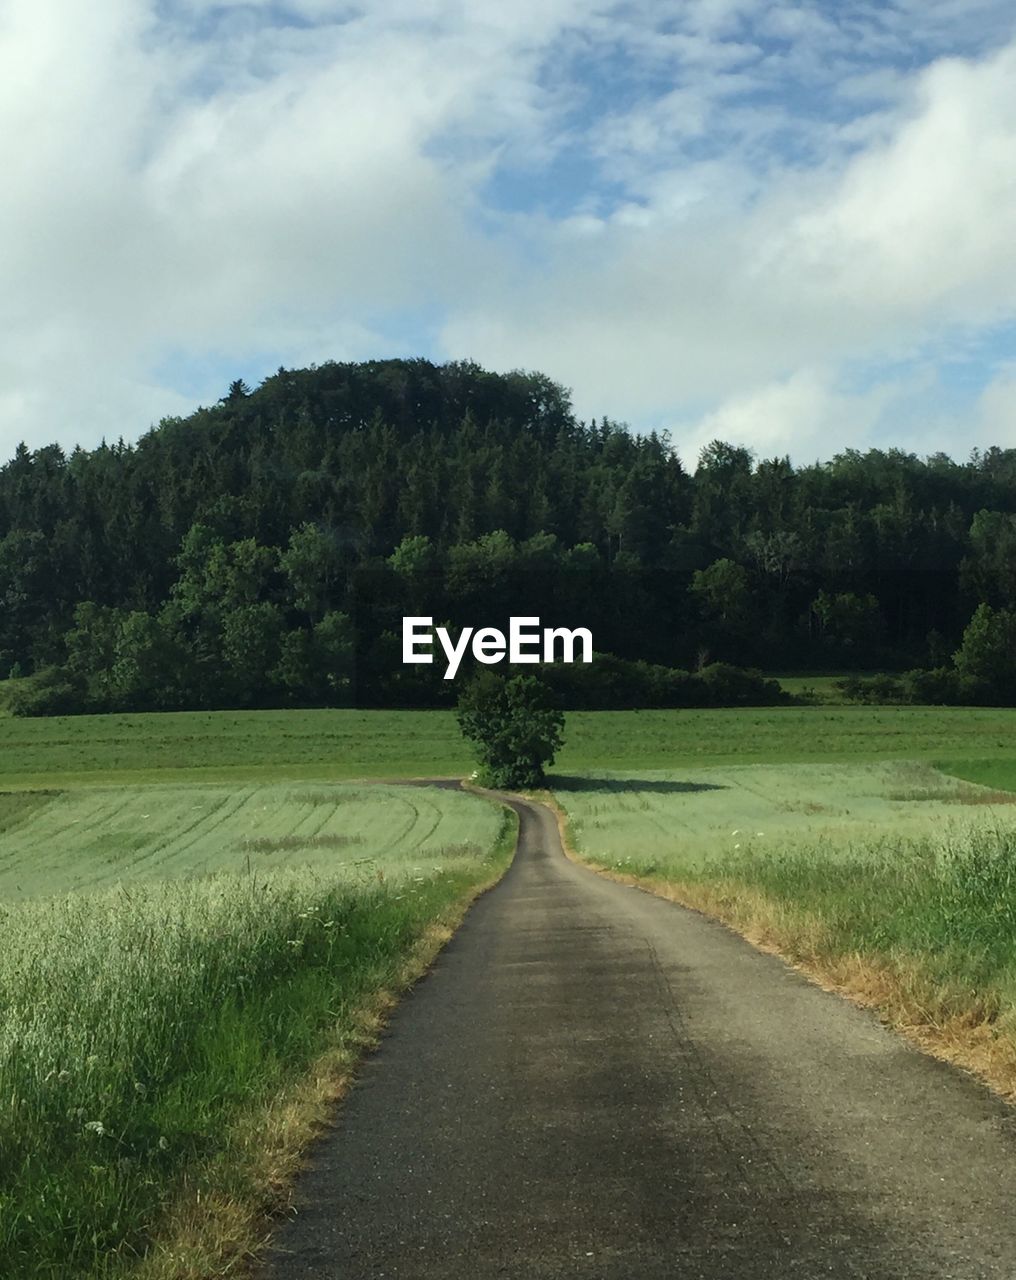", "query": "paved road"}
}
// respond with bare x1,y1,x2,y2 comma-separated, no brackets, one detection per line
261,788,1016,1279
